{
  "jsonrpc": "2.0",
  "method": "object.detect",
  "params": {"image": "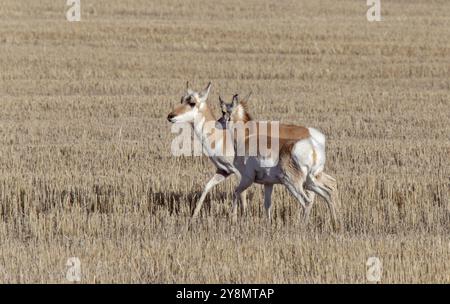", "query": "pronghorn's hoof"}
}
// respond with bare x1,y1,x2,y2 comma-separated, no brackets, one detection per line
190,212,202,225
191,209,201,219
